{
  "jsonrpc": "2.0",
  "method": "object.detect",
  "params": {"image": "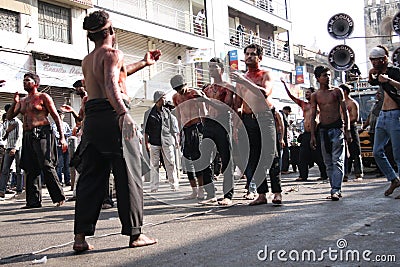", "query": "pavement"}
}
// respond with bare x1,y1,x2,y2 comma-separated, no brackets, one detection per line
1,166,399,266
